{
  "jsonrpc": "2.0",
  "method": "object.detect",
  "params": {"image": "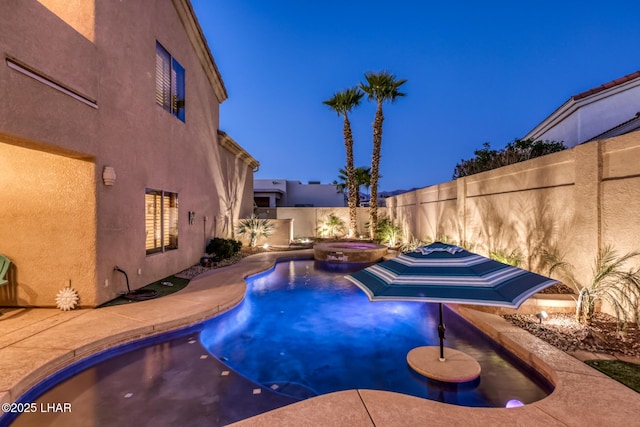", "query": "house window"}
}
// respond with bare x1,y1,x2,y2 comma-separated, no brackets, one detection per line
145,189,178,254
155,42,185,122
